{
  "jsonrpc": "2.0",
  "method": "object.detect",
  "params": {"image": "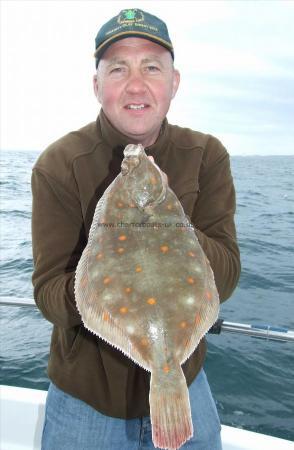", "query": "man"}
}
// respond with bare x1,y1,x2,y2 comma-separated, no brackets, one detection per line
32,8,240,450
